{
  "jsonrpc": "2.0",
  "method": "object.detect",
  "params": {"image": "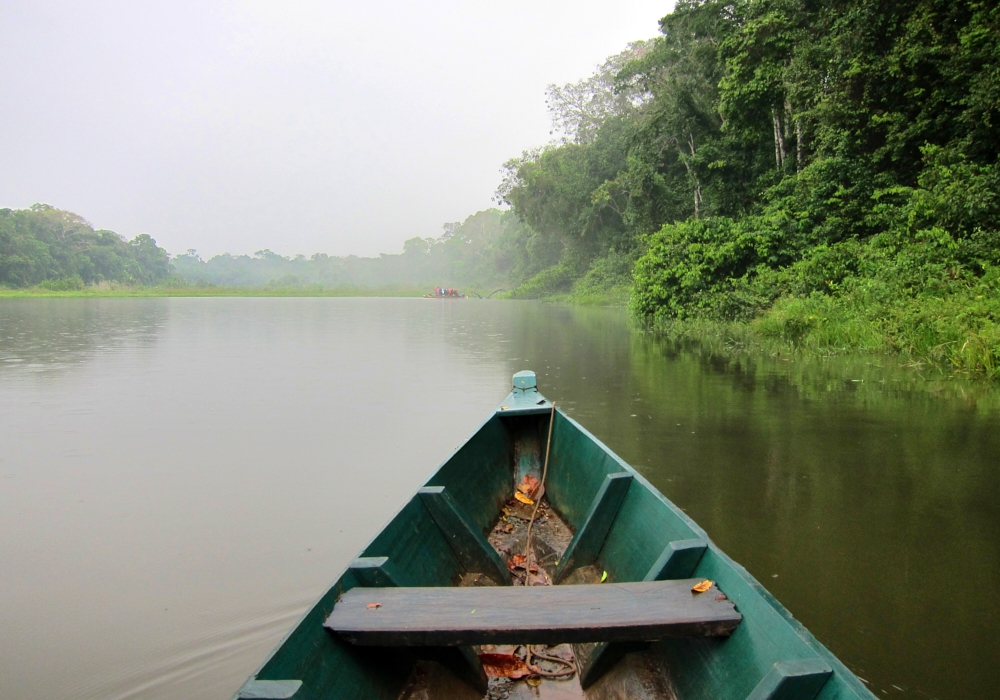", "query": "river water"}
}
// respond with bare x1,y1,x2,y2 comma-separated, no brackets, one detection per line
0,298,996,700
